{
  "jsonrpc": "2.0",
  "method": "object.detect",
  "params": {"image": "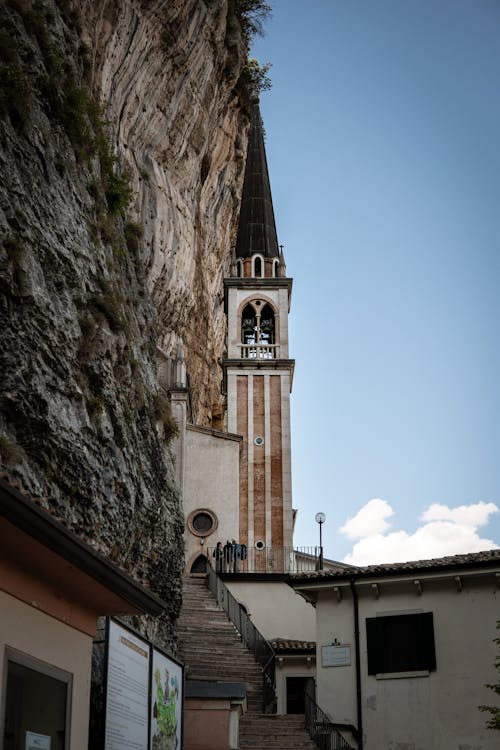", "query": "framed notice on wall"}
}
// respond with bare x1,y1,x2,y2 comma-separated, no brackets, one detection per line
321,644,352,667
150,648,183,750
25,732,51,750
104,620,151,750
